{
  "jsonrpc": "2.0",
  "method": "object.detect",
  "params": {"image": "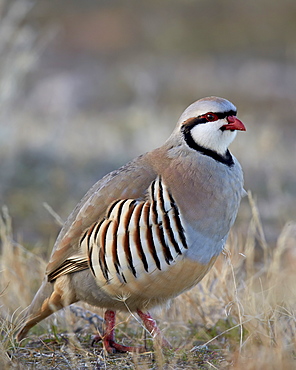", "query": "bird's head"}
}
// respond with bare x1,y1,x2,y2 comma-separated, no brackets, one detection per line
175,97,246,159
